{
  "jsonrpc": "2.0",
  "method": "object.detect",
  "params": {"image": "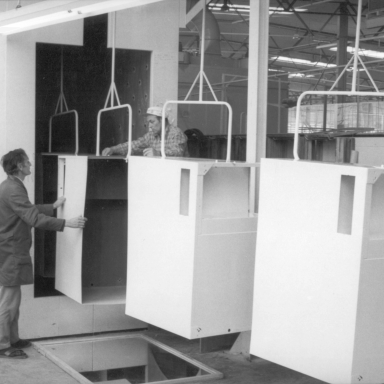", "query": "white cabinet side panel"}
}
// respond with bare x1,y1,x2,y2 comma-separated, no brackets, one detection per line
55,156,87,303
126,157,197,338
251,159,367,384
